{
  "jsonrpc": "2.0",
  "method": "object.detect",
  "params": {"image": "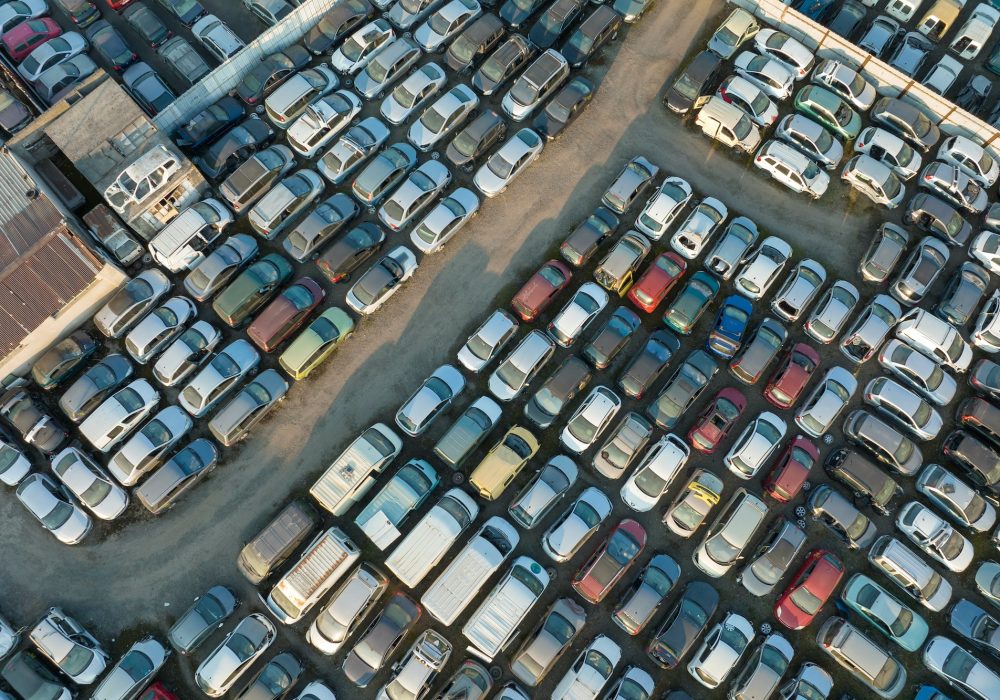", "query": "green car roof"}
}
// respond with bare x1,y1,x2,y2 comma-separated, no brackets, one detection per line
279,307,355,378
213,253,293,320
